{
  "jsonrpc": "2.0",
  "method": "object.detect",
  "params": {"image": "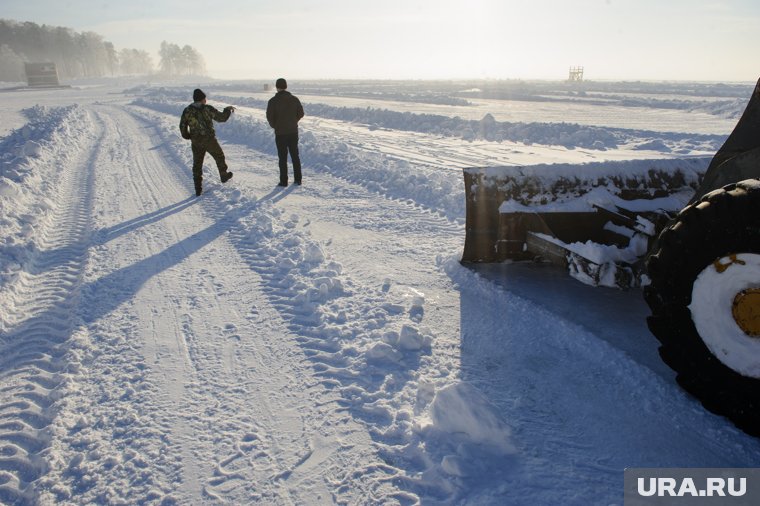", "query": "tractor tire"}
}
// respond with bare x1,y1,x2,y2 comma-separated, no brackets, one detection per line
644,179,760,437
